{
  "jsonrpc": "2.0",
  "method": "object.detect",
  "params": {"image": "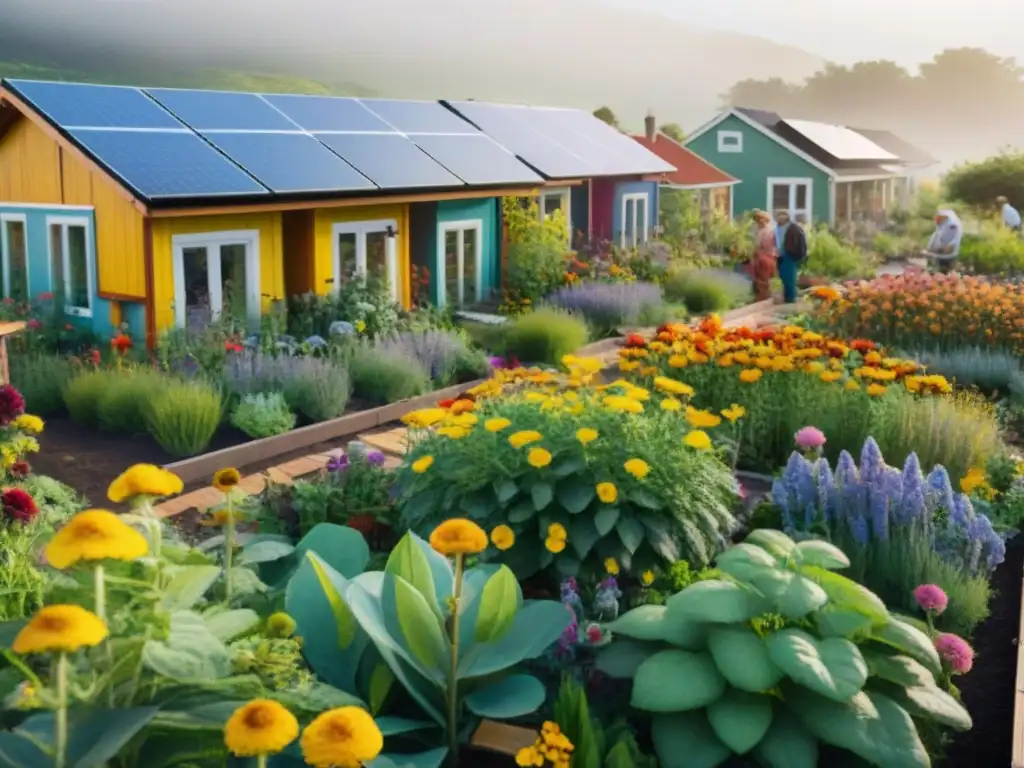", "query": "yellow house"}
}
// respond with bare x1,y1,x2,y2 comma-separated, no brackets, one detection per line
0,80,546,344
